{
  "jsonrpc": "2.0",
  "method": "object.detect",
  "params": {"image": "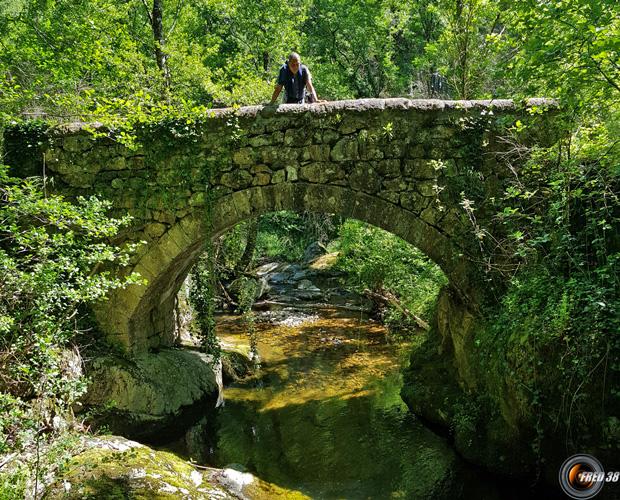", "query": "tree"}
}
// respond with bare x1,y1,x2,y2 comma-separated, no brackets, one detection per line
141,0,173,92
426,0,502,99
